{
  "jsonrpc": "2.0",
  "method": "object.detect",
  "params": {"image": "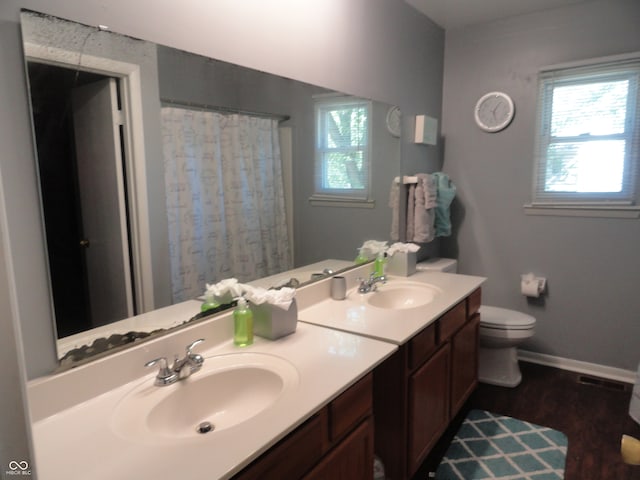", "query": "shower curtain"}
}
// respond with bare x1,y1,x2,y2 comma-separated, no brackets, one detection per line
161,107,291,303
